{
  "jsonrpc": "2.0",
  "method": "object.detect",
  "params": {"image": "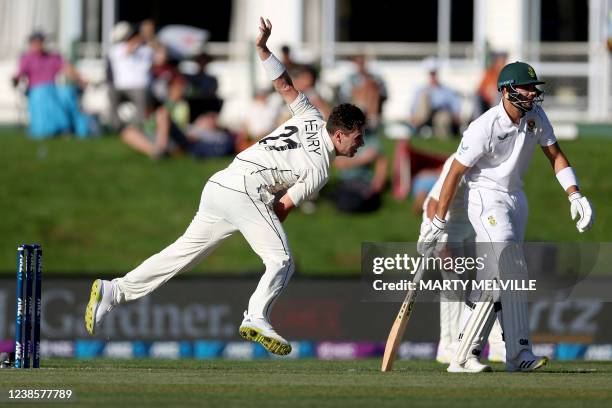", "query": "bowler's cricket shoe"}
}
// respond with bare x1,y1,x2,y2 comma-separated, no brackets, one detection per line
239,312,292,356
447,357,493,373
506,349,548,372
85,279,115,335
